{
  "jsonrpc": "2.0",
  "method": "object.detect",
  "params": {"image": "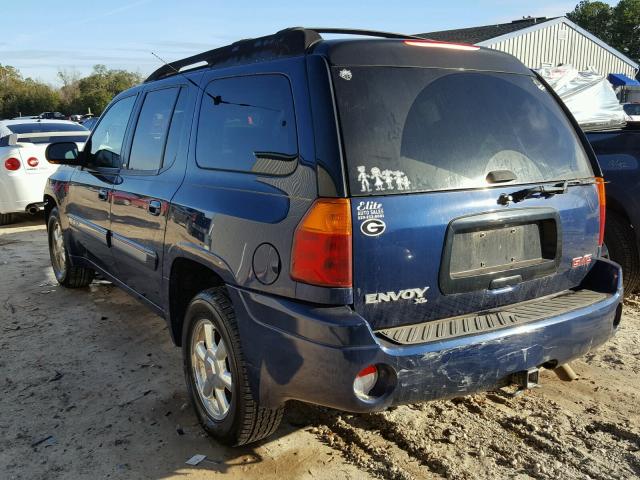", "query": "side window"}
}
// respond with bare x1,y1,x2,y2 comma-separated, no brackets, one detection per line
88,95,136,168
162,88,189,170
127,87,179,171
196,75,298,175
